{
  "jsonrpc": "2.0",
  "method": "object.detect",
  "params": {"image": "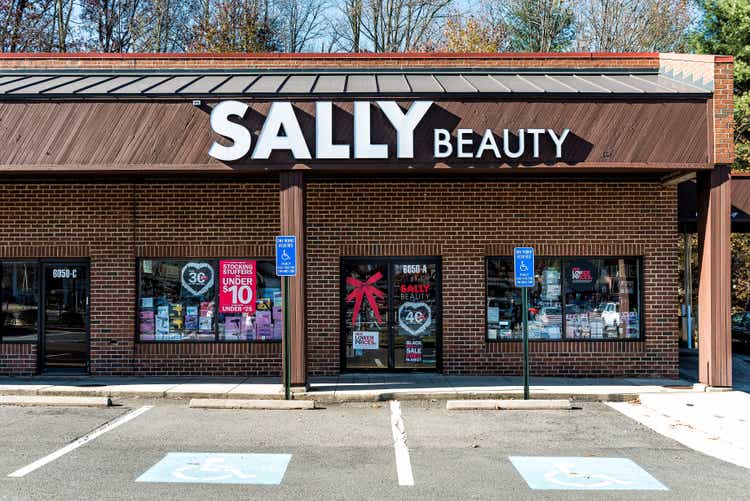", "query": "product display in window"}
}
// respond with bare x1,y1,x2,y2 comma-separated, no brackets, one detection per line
486,258,562,340
138,259,280,342
486,256,641,340
564,258,640,339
